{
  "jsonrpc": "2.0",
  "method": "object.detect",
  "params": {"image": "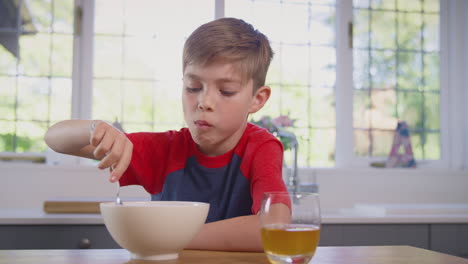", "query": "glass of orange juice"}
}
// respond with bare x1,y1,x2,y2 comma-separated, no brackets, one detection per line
260,192,321,264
